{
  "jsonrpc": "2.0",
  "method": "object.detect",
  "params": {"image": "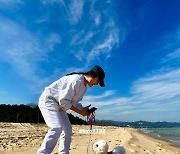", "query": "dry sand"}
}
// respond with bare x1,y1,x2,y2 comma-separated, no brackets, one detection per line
0,122,179,154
